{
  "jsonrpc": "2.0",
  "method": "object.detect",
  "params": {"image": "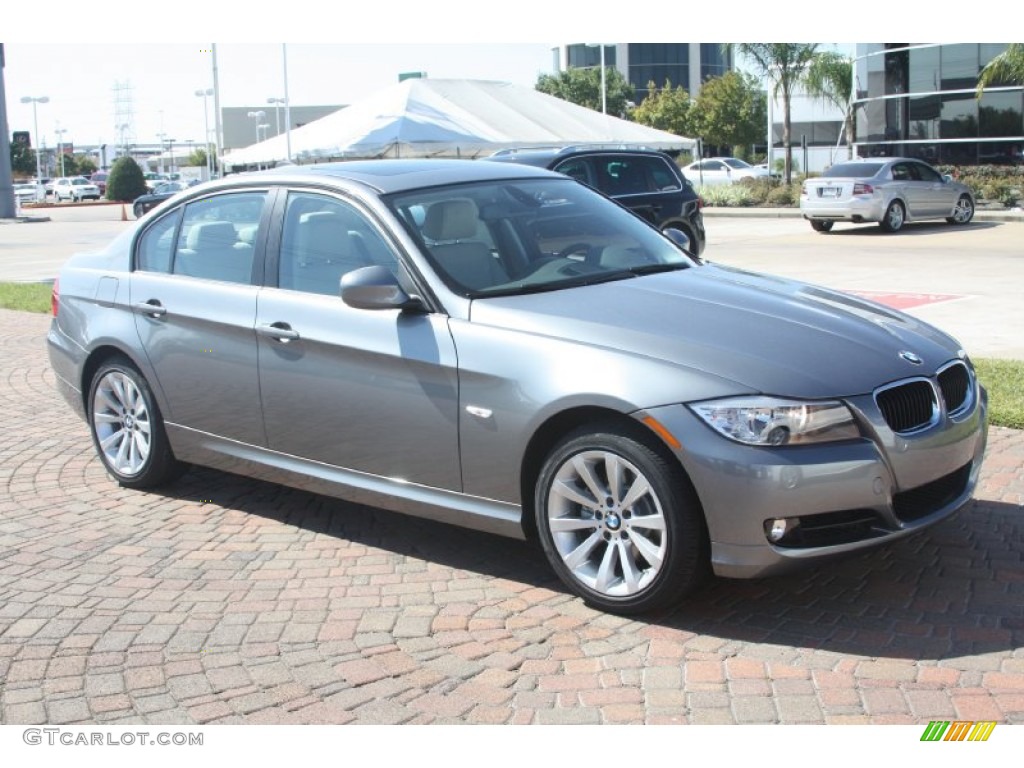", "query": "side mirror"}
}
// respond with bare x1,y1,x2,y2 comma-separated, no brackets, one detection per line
942,174,953,183
341,265,425,312
663,227,701,263
662,227,692,254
